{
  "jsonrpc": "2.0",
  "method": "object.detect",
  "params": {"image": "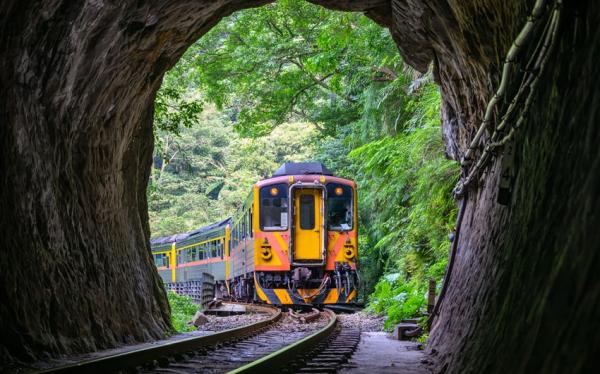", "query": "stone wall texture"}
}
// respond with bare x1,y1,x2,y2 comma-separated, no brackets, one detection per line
0,0,596,372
